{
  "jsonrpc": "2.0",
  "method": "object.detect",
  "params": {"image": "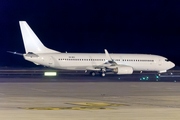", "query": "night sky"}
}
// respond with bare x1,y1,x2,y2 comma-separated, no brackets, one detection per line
1,0,180,67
